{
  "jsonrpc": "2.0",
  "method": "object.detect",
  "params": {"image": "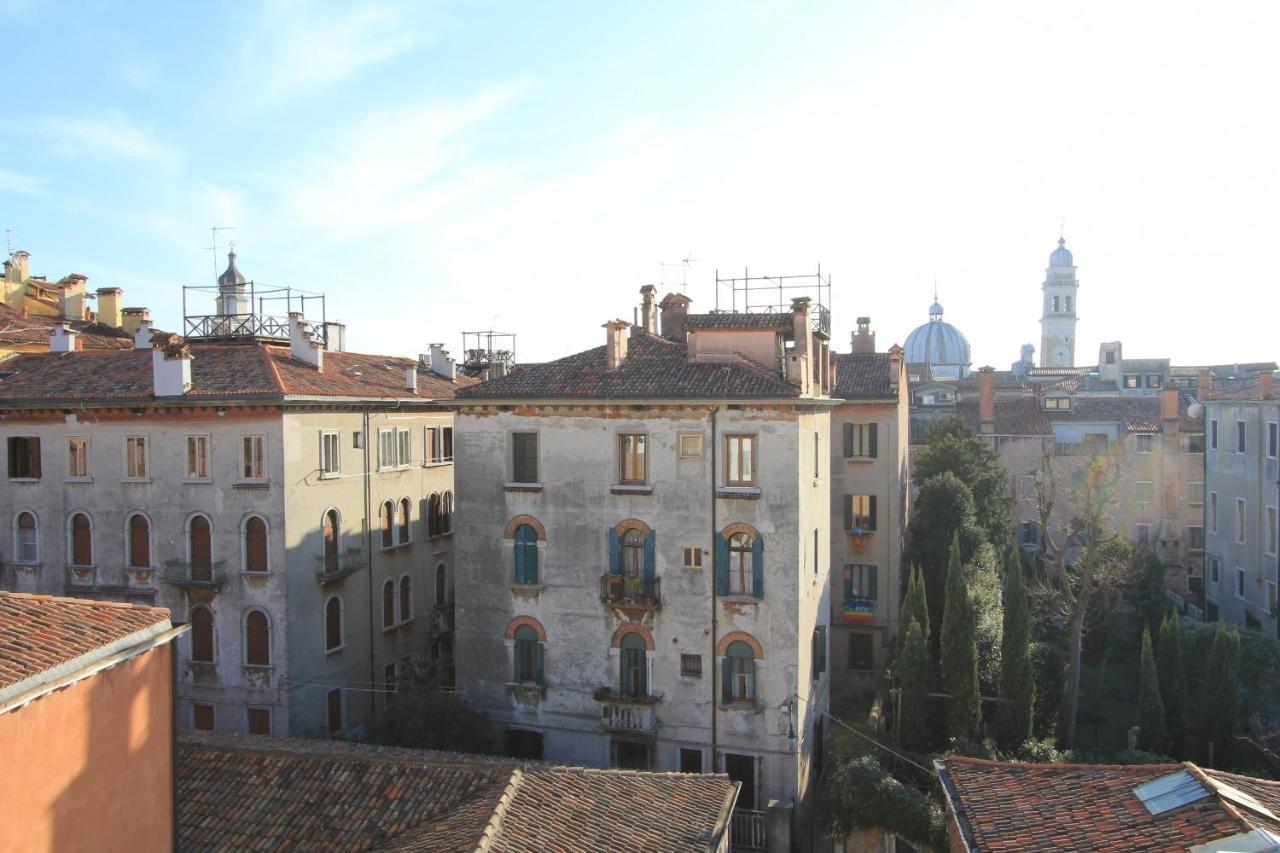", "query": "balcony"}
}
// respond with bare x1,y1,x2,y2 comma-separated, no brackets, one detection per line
314,549,366,585
65,565,97,589
431,605,455,634
839,597,877,625
599,574,661,610
595,690,661,734
162,560,226,591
